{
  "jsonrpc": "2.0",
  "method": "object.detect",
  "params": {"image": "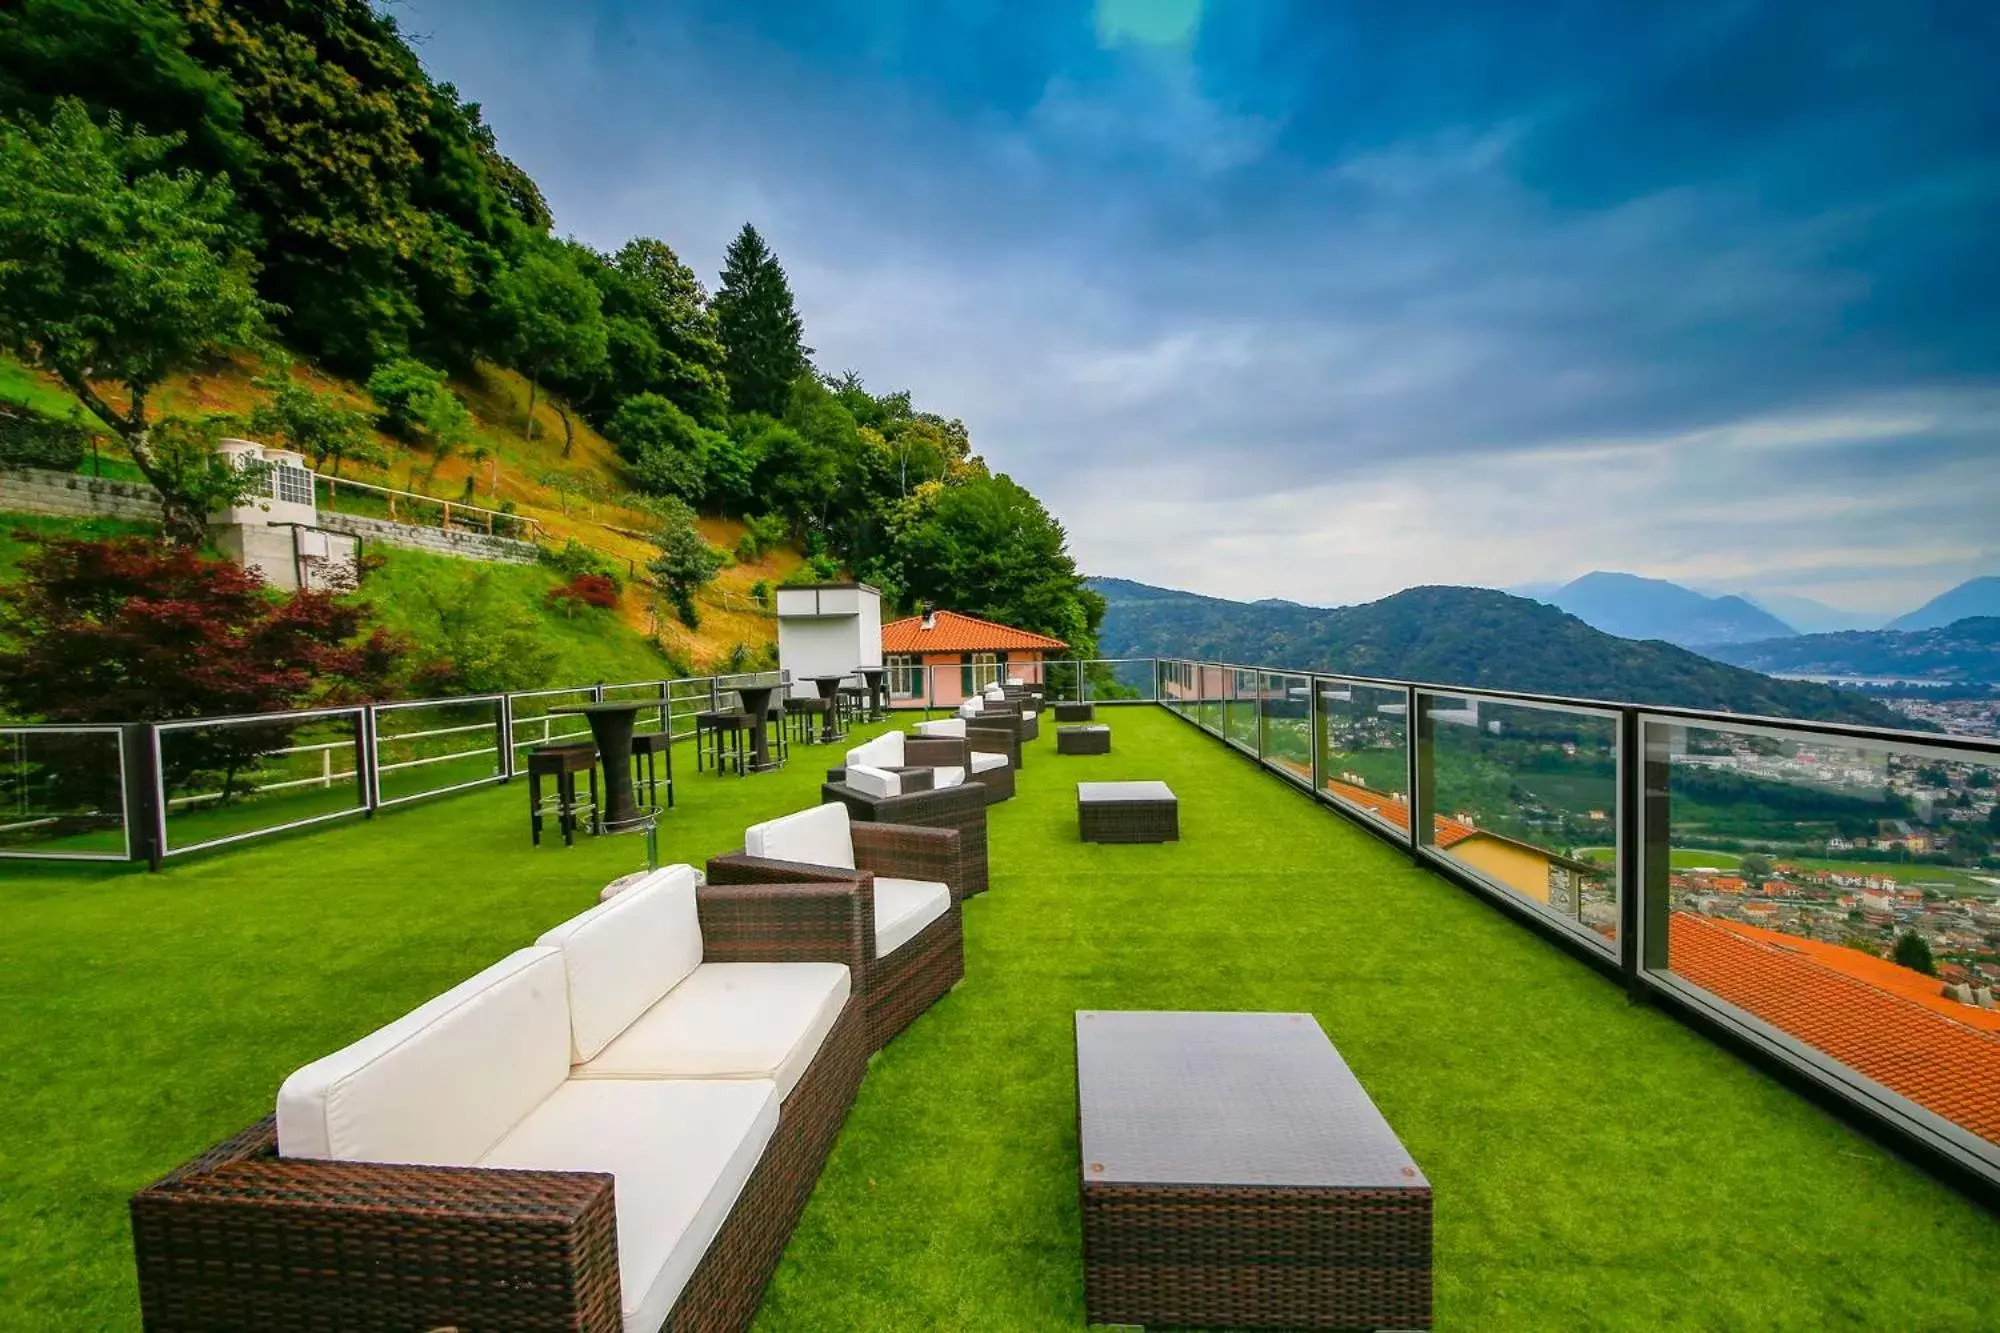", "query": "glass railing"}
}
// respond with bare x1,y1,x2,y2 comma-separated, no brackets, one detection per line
0,726,128,860
372,697,507,807
156,708,369,855
1156,656,2000,1190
